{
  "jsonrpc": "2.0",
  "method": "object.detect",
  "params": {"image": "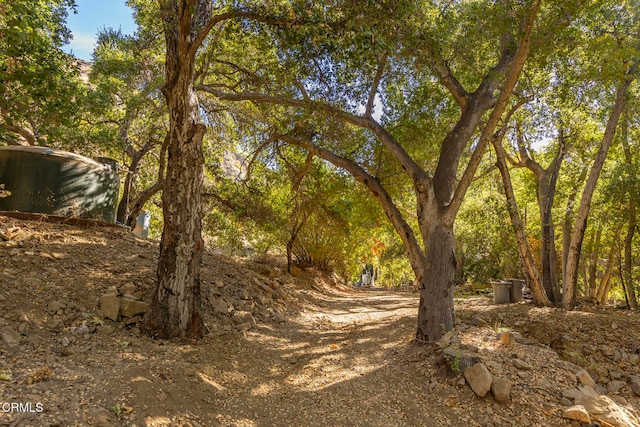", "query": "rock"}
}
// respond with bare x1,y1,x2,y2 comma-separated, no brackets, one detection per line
491,376,512,403
602,347,615,358
485,360,503,375
562,388,583,400
47,301,66,314
442,346,481,374
607,380,626,394
18,322,30,335
560,397,573,407
210,296,230,314
120,283,137,296
0,326,21,347
574,386,640,426
273,310,286,323
562,405,591,423
464,363,492,397
576,368,596,388
512,359,533,370
232,311,256,328
630,354,639,365
100,295,120,321
122,293,141,301
612,350,622,362
71,324,90,335
611,322,619,330
105,286,119,297
609,369,625,380
120,299,149,318
631,378,640,396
